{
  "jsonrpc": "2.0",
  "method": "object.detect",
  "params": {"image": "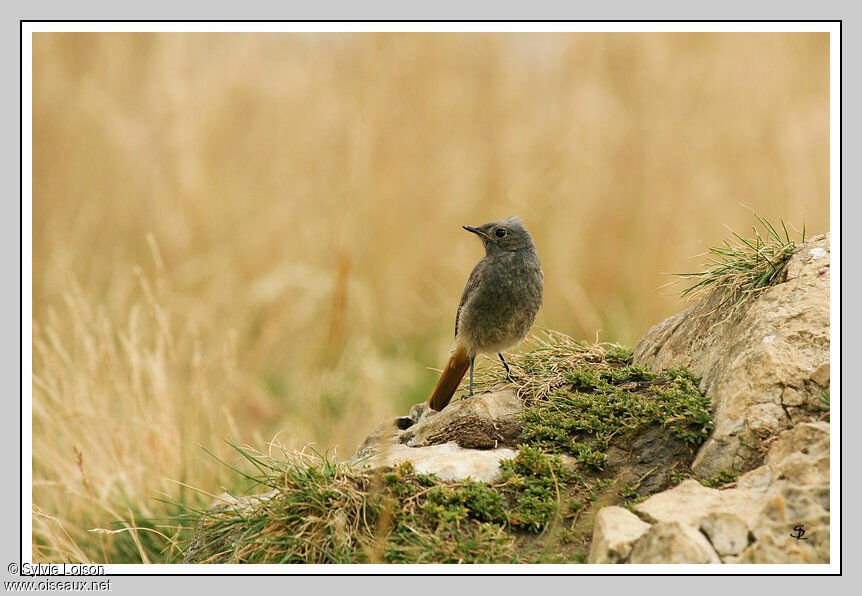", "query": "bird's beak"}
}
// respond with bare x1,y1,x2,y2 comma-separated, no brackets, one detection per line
463,225,492,240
